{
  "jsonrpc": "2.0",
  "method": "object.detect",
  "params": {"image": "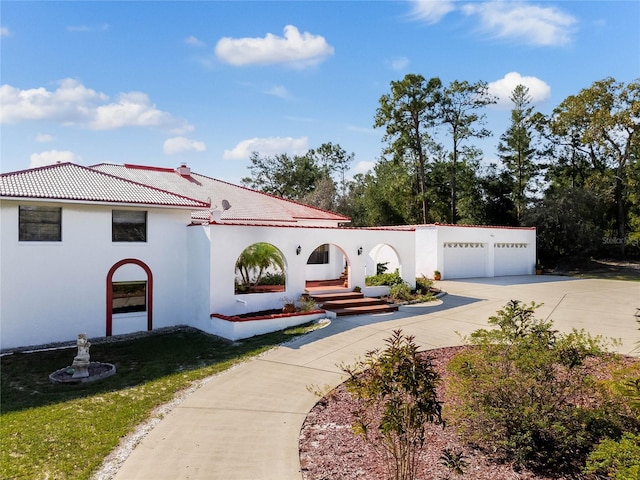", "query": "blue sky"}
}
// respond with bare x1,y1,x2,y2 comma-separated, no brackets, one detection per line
2,1,639,184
